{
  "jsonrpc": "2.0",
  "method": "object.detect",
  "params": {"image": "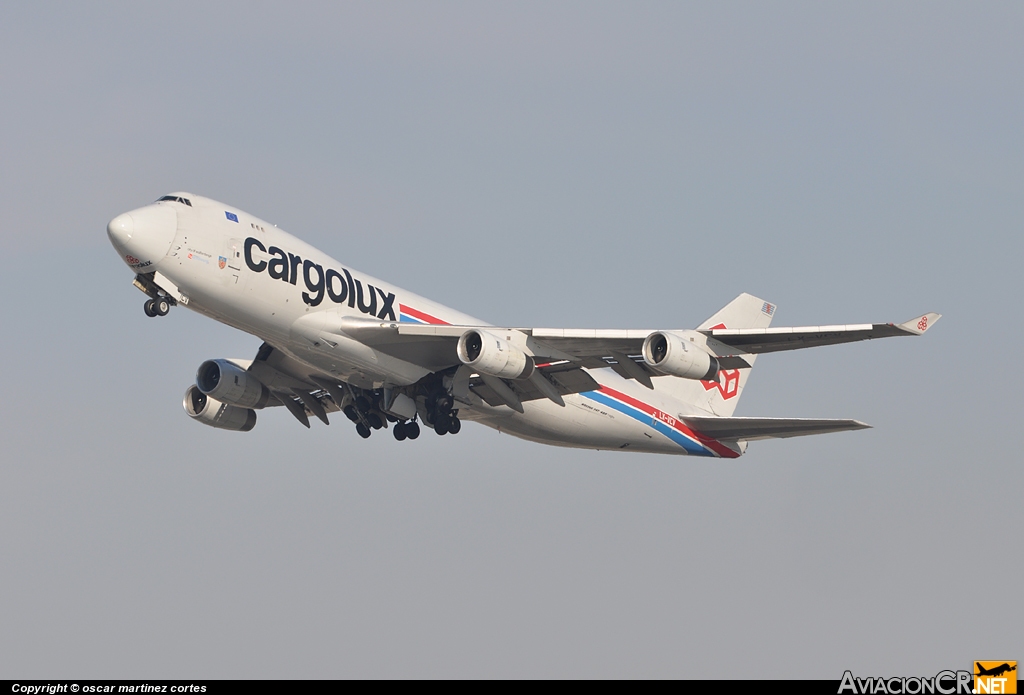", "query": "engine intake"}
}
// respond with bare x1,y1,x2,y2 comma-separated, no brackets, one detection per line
184,385,257,431
642,331,720,381
196,359,270,409
457,329,534,380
